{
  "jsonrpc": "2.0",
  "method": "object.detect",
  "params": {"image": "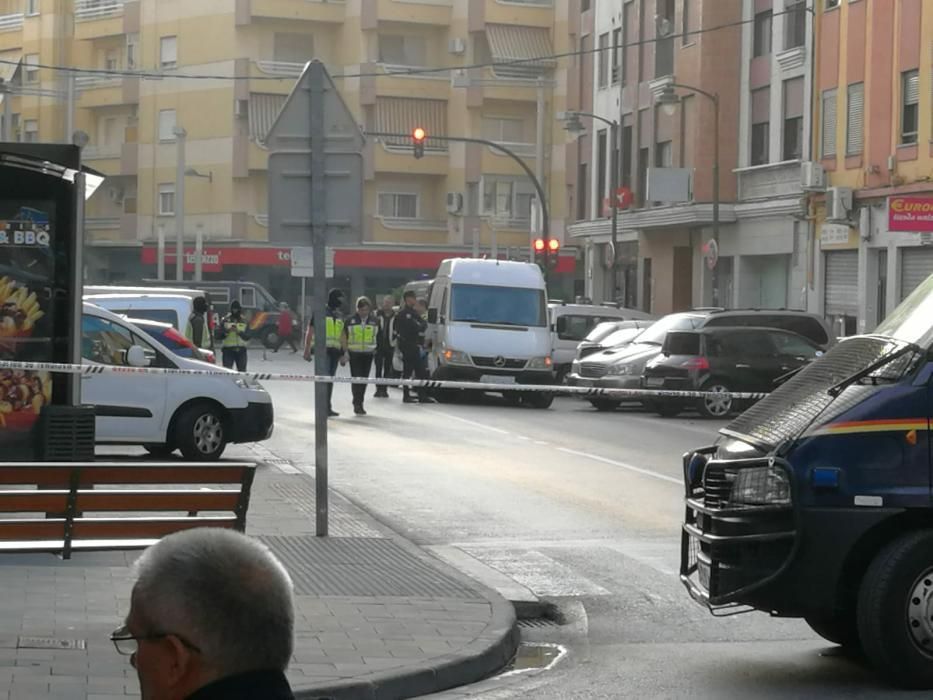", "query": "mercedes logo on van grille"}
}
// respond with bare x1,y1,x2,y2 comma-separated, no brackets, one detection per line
493,356,507,367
